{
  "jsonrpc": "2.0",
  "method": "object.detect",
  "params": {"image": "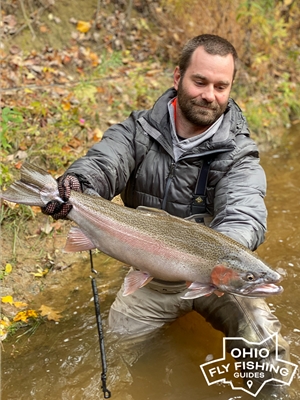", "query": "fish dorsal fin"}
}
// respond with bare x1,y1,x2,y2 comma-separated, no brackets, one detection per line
136,206,170,217
123,270,153,296
64,226,97,253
